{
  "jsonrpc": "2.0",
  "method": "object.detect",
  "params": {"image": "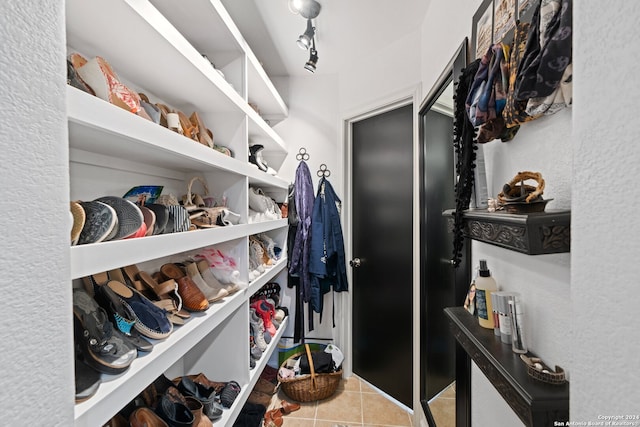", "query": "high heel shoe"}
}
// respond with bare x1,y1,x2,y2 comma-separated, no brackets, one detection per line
74,55,142,114
248,144,268,172
67,58,95,95
190,112,214,148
